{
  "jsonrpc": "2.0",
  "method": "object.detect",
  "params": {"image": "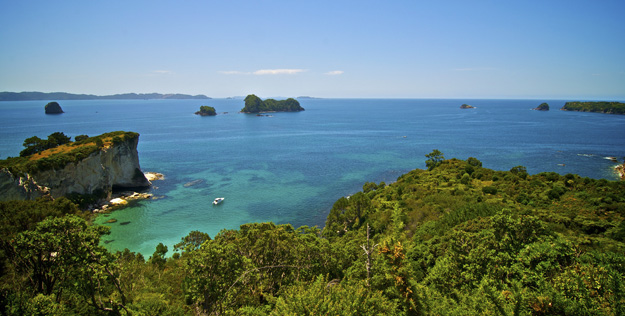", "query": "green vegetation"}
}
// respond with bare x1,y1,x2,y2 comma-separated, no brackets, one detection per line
19,132,72,157
534,102,550,111
0,131,139,175
195,105,217,116
460,104,475,109
2,152,625,315
241,94,305,113
561,101,625,114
